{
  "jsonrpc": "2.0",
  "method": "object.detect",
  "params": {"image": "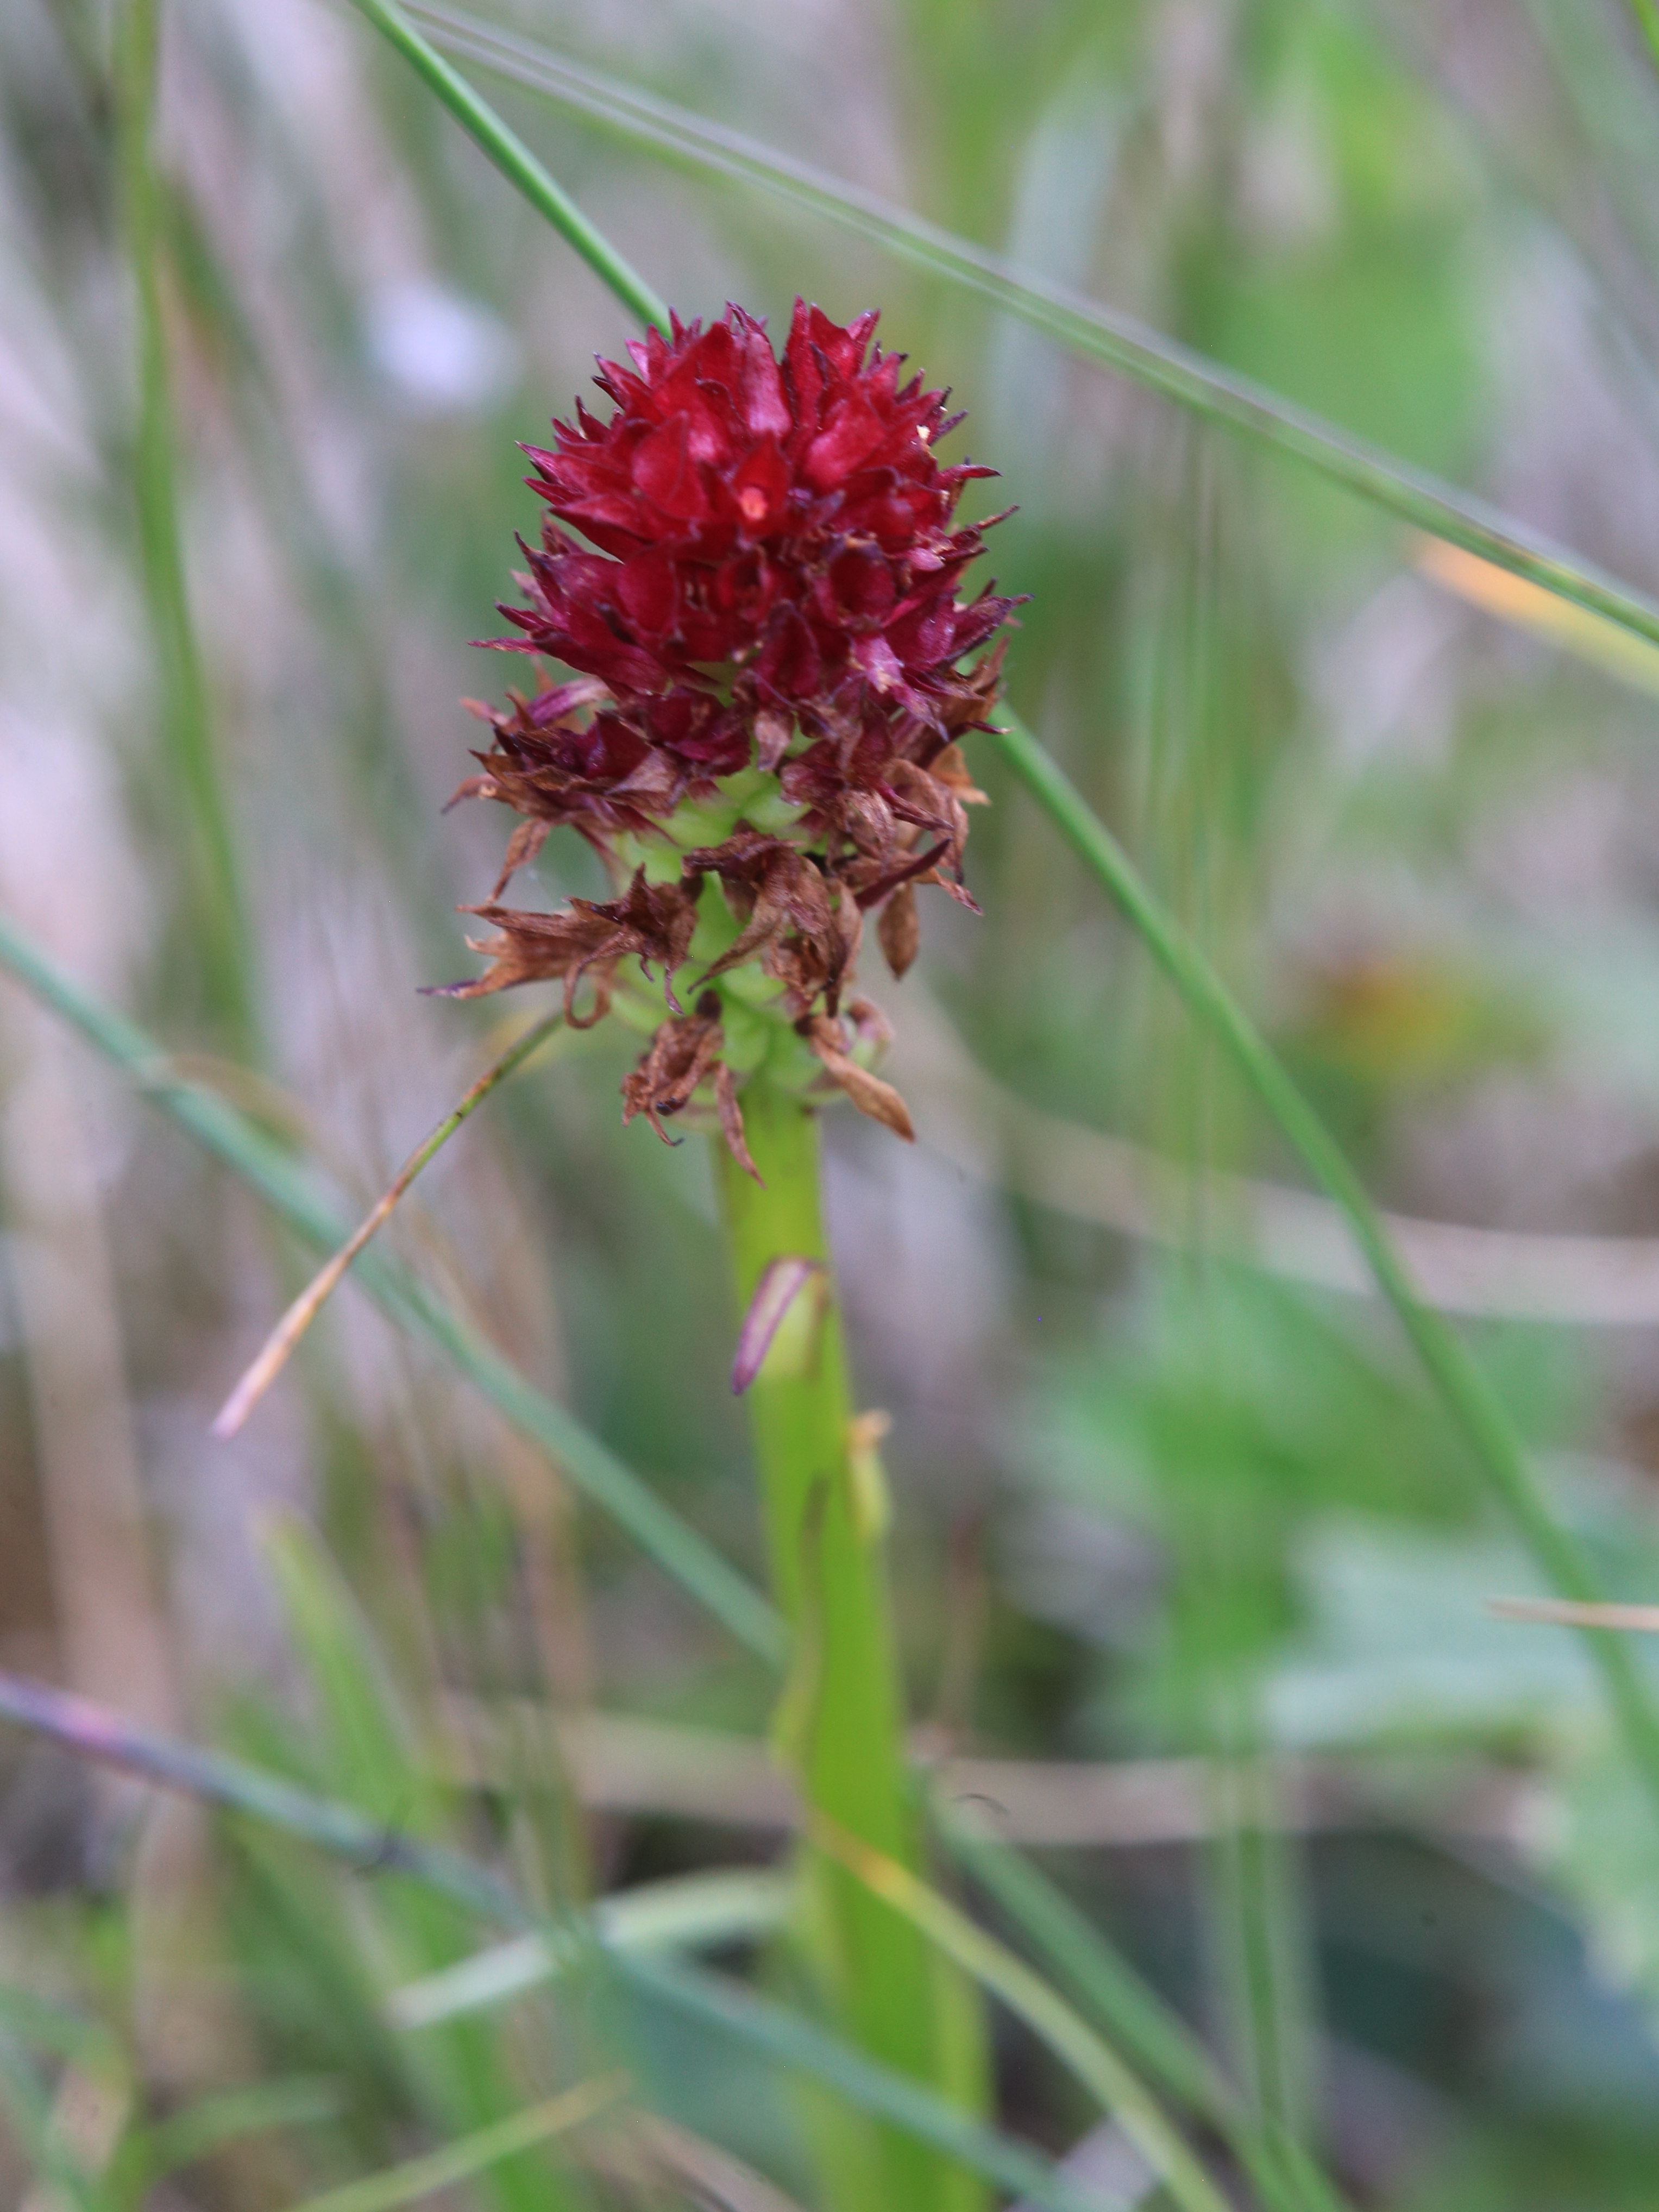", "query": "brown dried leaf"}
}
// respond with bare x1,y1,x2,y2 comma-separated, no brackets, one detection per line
714,1061,762,1183
806,1017,915,1142
492,816,552,899
877,882,920,979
